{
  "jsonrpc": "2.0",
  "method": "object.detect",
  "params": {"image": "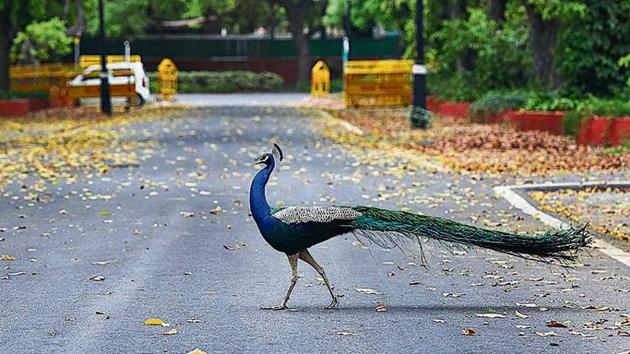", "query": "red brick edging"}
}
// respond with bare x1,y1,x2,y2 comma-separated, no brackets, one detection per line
428,96,630,146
